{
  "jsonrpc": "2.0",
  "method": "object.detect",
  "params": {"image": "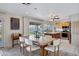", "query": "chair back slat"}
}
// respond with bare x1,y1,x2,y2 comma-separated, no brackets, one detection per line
19,37,25,42
25,39,33,46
